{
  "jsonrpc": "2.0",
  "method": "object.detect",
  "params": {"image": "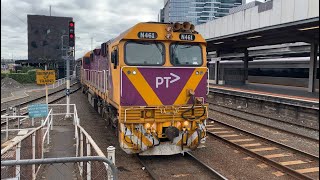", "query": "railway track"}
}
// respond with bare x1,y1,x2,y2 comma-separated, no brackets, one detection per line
136,153,227,180
207,101,319,142
1,82,78,116
1,84,81,127
207,118,319,180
